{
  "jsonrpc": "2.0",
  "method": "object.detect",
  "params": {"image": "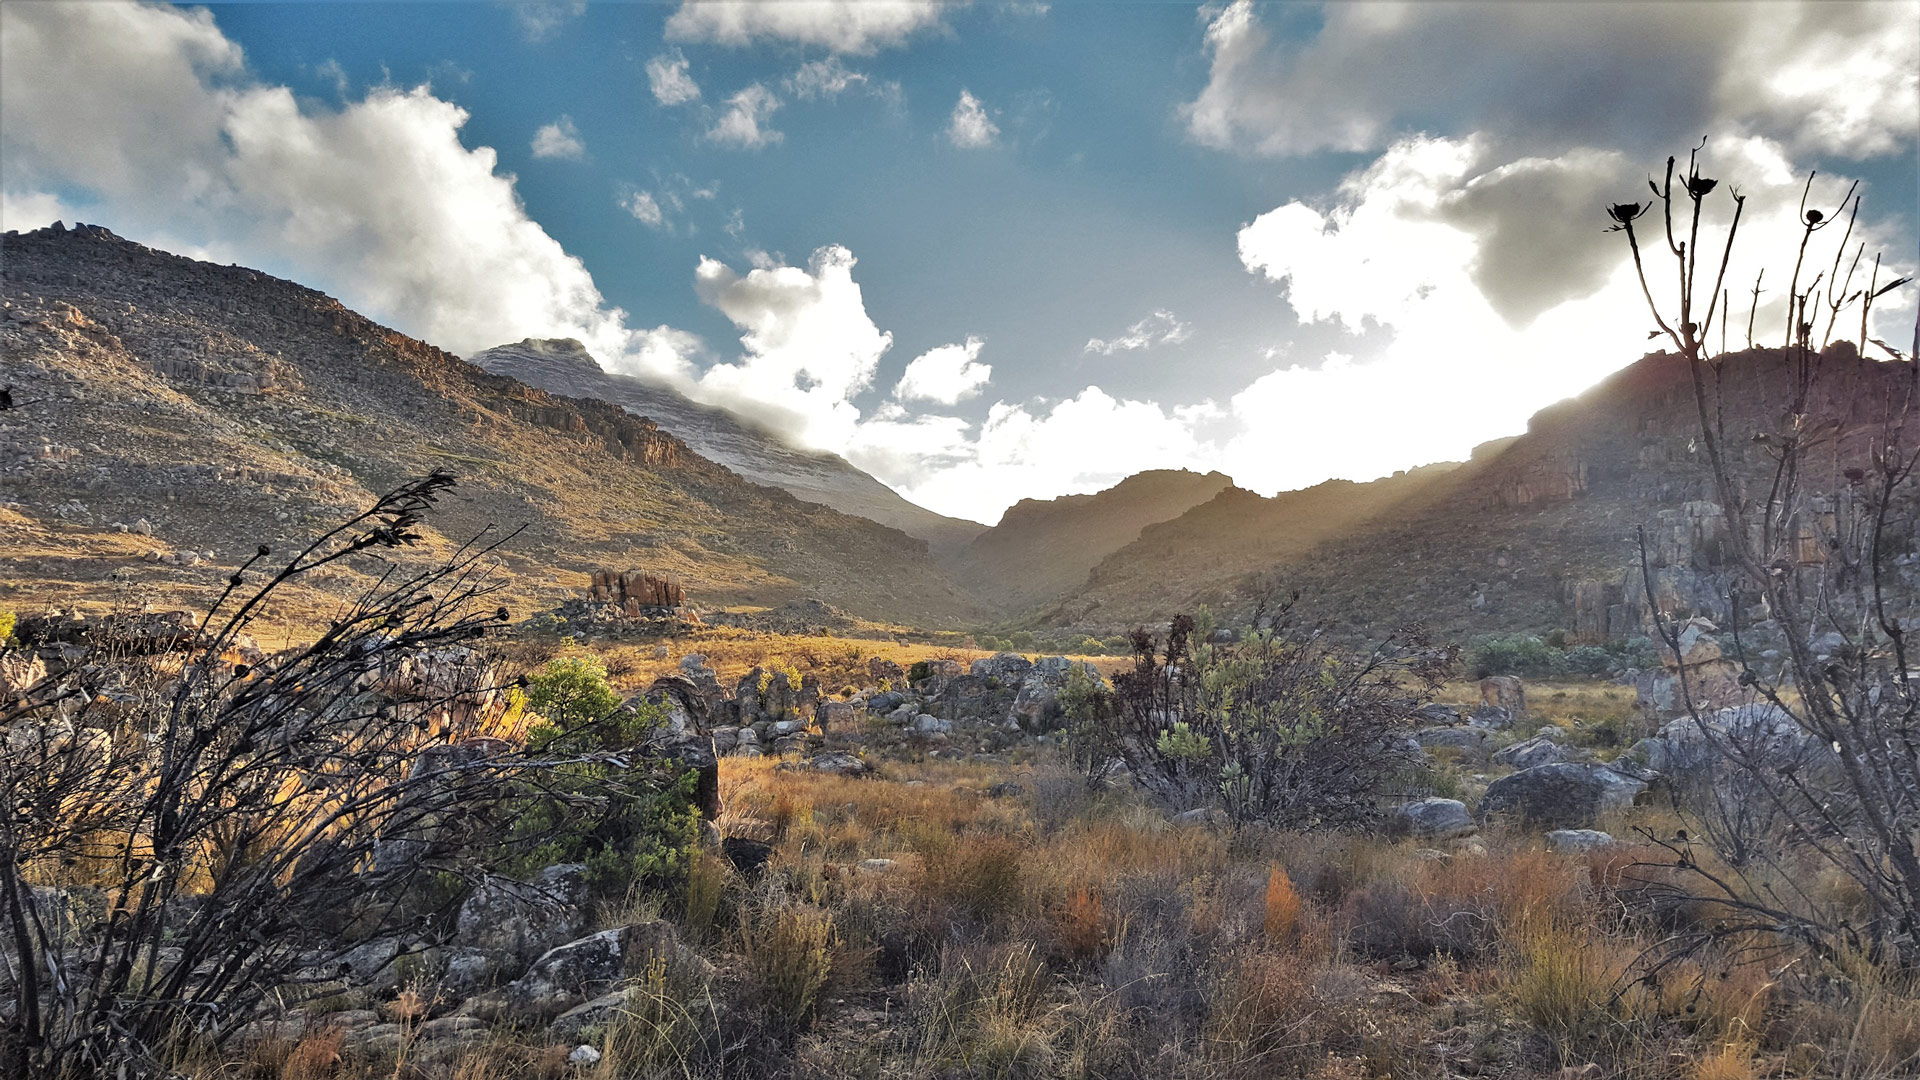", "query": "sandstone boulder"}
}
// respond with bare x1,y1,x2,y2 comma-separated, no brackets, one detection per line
506,921,709,1018
1478,676,1526,720
971,652,1034,682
